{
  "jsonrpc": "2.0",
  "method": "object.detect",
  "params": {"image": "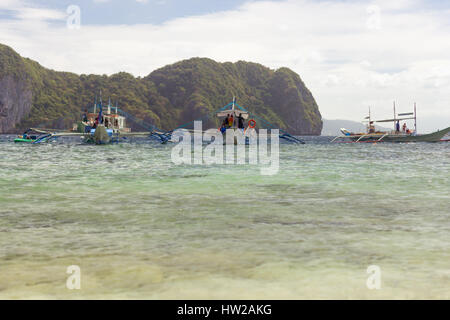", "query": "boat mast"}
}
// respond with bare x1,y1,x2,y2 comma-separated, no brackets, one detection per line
99,90,103,124
393,101,396,131
414,102,417,134
232,96,236,128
